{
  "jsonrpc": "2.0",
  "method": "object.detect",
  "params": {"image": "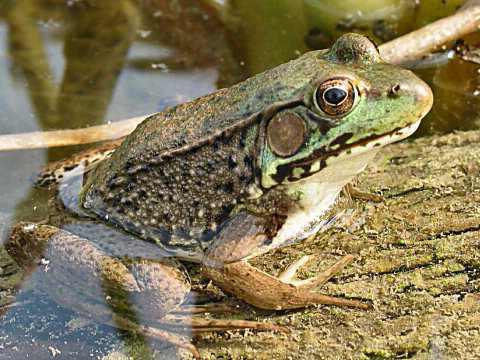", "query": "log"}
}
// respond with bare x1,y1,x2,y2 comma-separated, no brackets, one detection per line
196,130,480,359
1,130,479,358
